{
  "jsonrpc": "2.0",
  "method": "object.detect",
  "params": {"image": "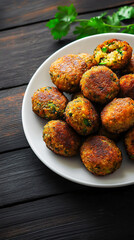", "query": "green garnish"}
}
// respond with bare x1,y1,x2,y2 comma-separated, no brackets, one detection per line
46,87,52,89
83,118,92,127
98,62,107,65
117,49,123,55
47,103,56,113
46,5,134,40
102,47,108,53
